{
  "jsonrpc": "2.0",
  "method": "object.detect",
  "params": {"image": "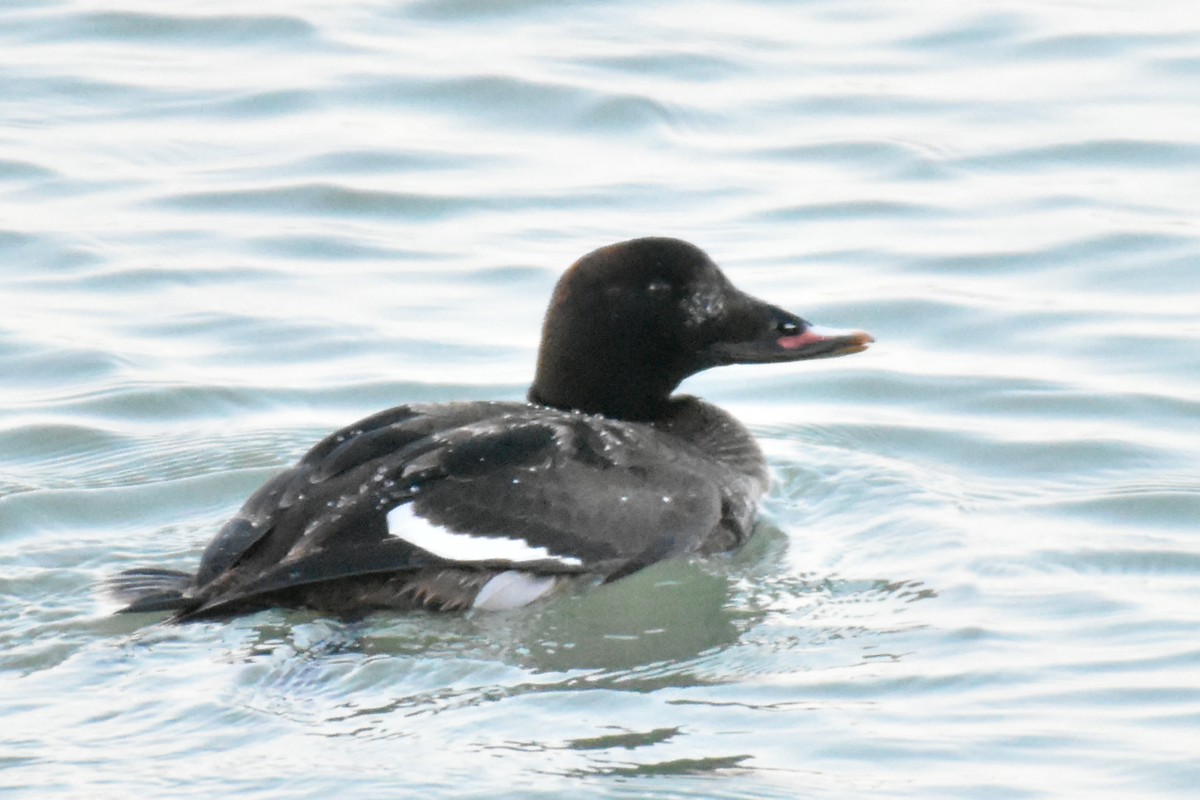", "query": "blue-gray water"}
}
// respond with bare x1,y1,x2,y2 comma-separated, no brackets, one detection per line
2,1,1198,797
